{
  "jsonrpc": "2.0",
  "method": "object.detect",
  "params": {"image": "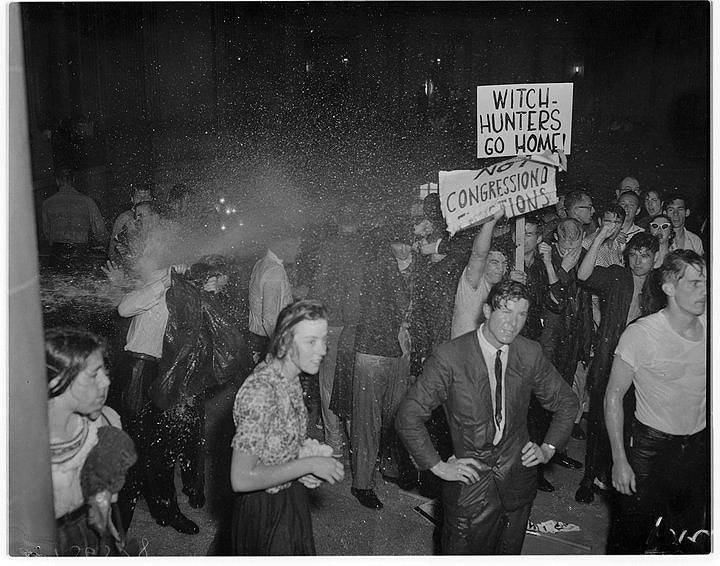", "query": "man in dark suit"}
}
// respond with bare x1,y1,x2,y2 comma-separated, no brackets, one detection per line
396,279,577,554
